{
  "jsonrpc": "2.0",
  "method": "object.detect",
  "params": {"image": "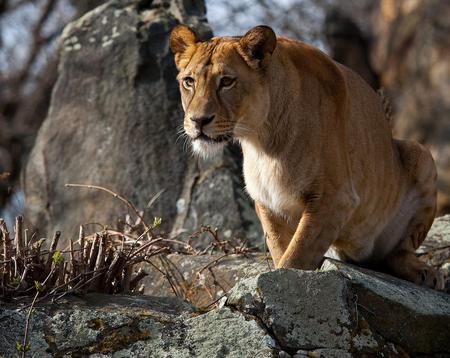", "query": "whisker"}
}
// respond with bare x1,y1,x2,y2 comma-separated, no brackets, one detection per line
233,124,253,135
175,131,188,145
183,136,191,154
